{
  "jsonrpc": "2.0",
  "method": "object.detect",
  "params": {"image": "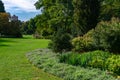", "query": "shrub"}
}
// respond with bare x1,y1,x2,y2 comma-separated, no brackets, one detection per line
71,31,94,52
87,51,111,70
49,28,72,53
105,55,120,75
